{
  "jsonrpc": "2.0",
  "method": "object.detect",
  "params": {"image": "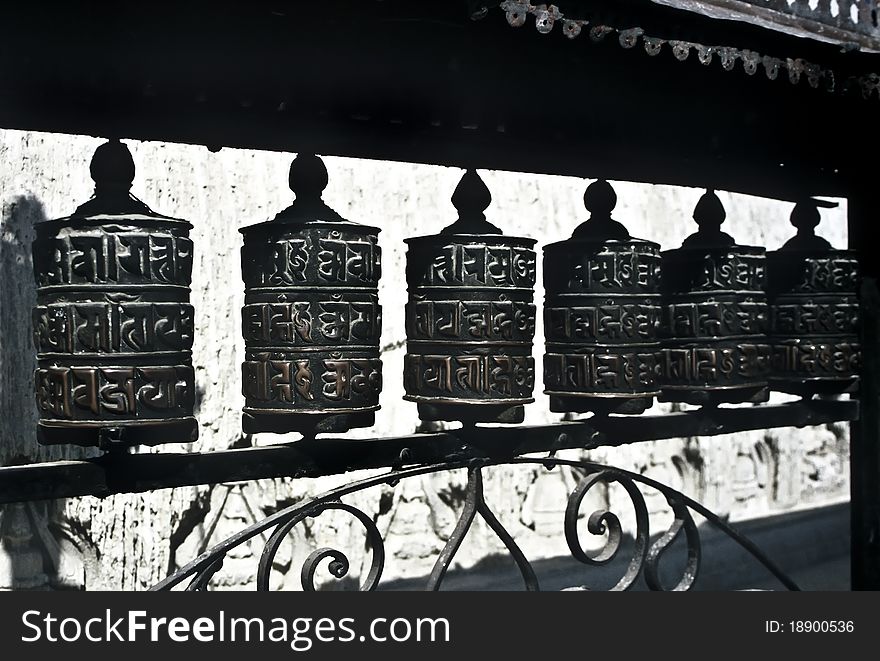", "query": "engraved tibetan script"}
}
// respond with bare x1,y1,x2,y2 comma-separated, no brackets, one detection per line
407,300,535,342
35,233,193,286
33,303,194,354
404,354,534,398
418,244,536,287
35,365,193,419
